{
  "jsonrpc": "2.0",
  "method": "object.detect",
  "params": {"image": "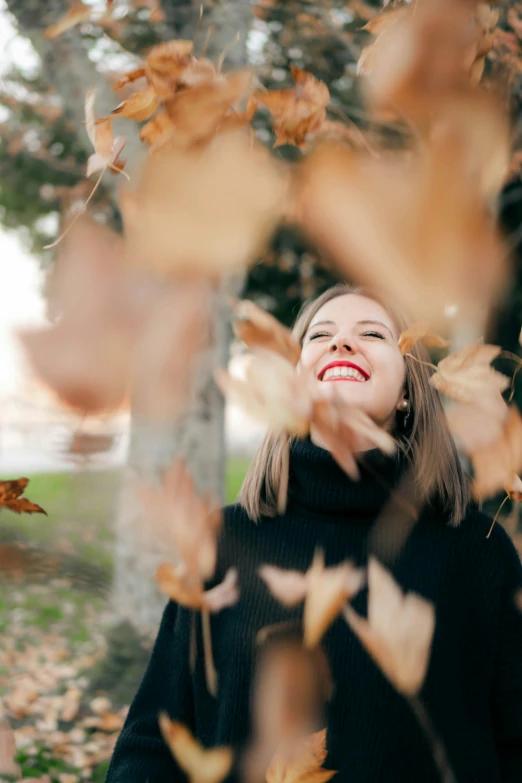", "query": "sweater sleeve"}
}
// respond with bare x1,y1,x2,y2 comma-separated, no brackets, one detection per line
105,599,194,783
489,527,522,783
